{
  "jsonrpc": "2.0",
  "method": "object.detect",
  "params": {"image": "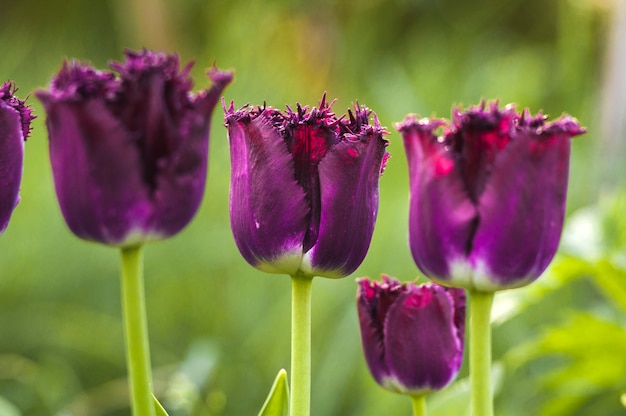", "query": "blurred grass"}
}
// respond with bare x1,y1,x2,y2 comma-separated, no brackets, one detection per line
0,0,620,415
